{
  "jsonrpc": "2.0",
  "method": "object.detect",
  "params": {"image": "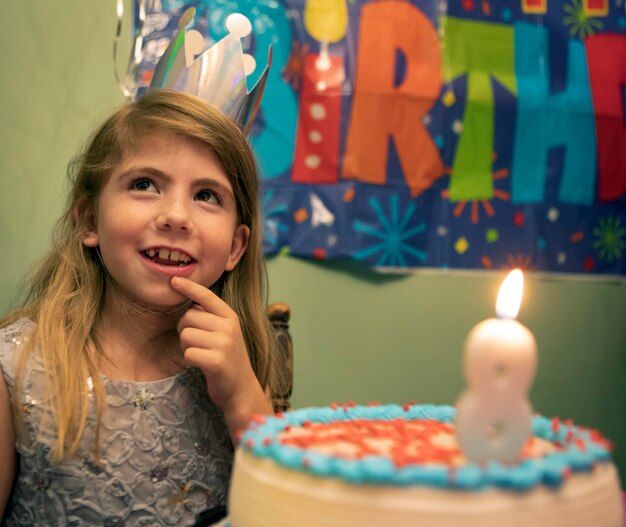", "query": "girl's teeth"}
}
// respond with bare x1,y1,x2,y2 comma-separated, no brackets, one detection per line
146,248,192,264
